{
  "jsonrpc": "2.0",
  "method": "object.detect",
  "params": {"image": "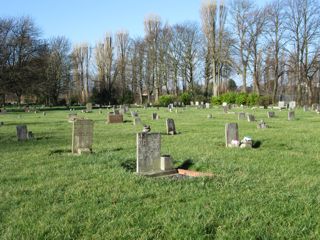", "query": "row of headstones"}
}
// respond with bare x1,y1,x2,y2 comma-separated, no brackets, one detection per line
238,111,295,121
